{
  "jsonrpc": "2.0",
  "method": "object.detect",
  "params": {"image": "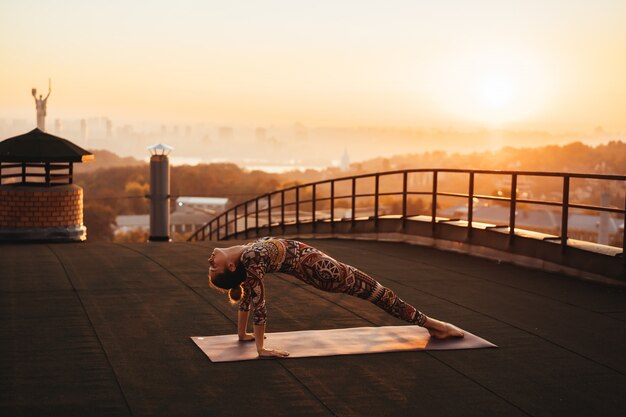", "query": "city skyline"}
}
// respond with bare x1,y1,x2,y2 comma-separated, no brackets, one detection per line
1,114,621,174
2,1,626,136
